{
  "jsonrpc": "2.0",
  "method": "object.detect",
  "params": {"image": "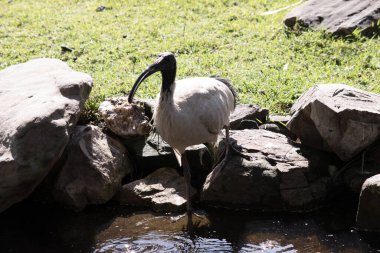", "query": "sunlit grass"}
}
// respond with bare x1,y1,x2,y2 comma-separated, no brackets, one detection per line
1,0,379,116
